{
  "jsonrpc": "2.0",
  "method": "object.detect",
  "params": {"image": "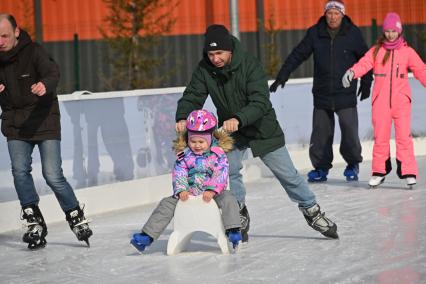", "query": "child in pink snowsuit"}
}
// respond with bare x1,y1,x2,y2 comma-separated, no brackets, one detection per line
130,110,242,252
342,12,426,188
